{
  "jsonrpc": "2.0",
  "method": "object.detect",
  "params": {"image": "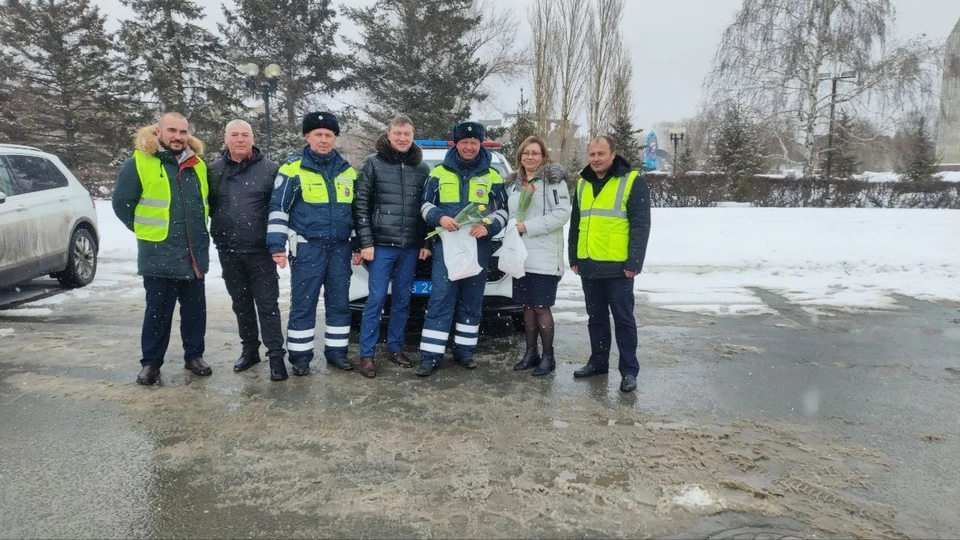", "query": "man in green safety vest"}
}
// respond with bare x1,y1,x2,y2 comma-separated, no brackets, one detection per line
568,136,651,393
112,112,212,386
